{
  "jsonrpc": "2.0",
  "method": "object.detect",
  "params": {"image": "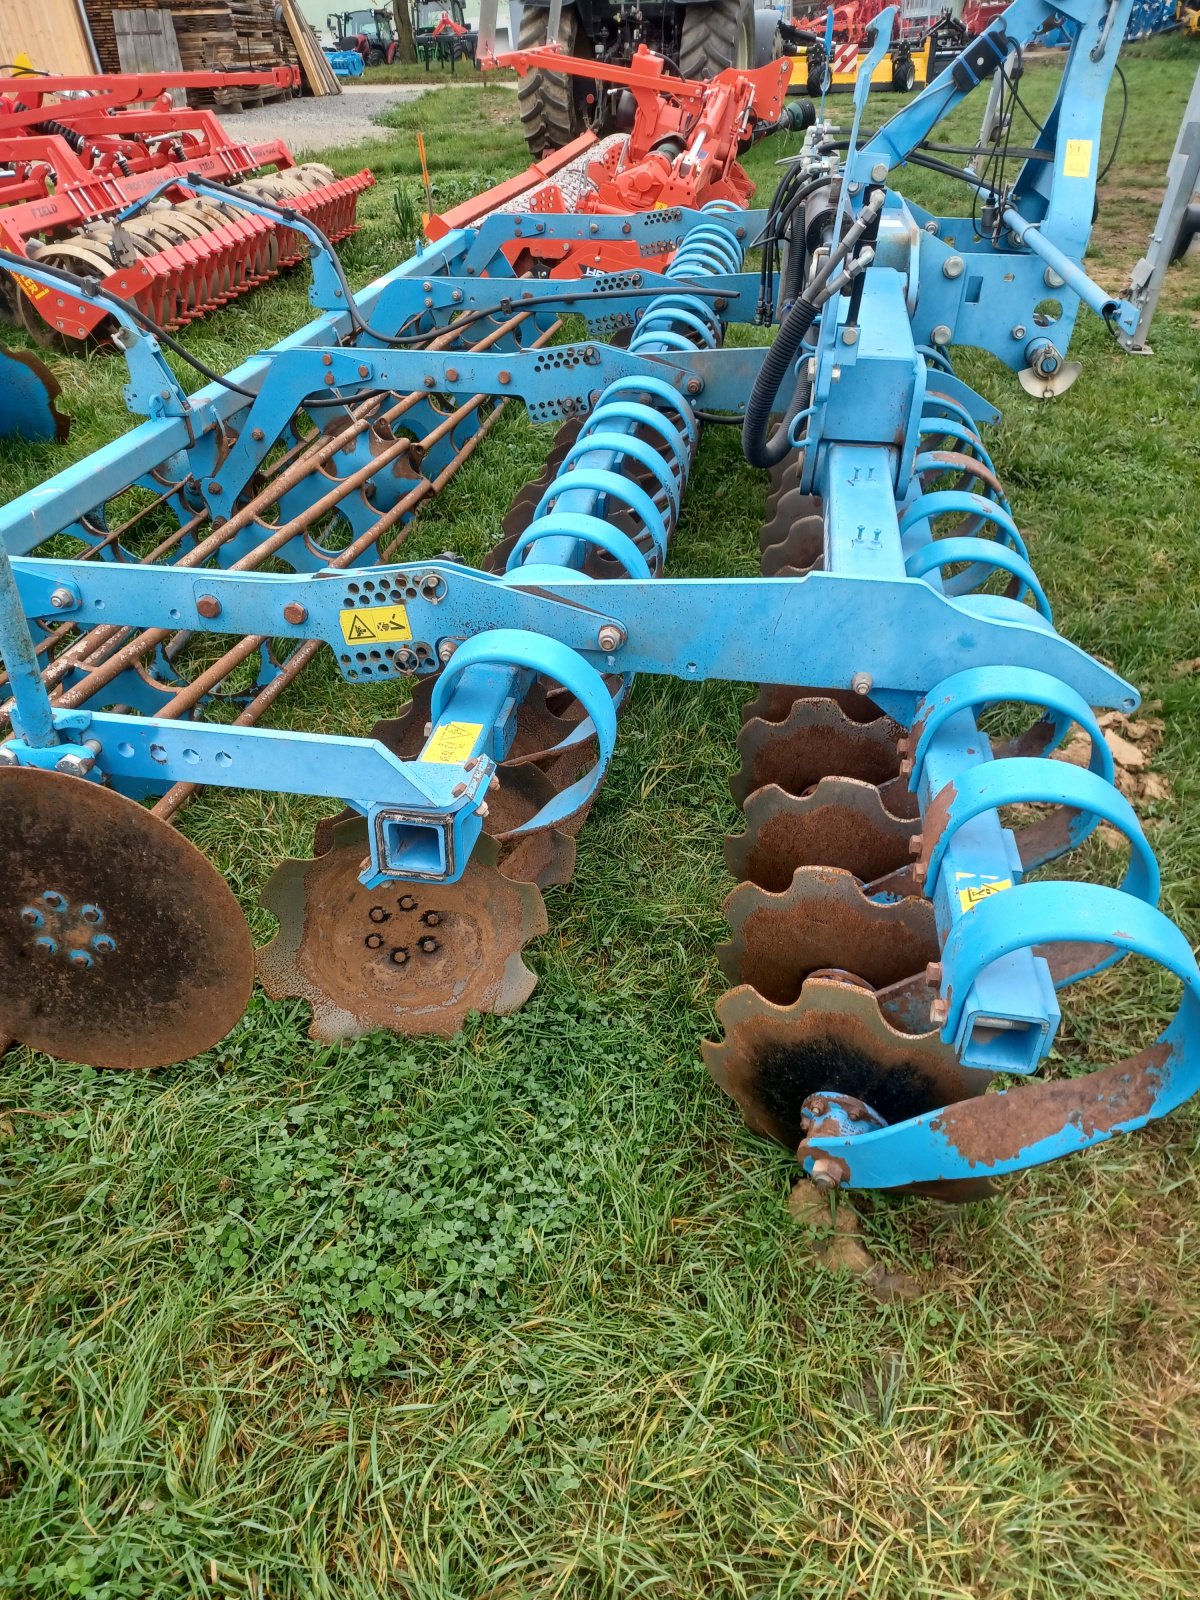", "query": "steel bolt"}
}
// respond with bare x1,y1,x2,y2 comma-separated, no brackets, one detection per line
842,326,859,346
421,911,441,927
1043,267,1065,289
33,936,57,957
92,934,116,956
1011,324,1027,340
929,998,949,1025
68,949,94,970
925,962,943,987
685,377,703,396
847,181,861,196
55,752,95,778
418,935,439,954
930,324,952,347
437,639,457,663
809,1158,843,1194
424,375,436,388
197,595,222,619
251,427,265,442
358,364,370,379
20,908,42,928
208,482,222,496
0,747,18,767
596,623,625,652
870,161,888,183
942,255,965,279
451,782,467,797
398,895,417,912
498,370,511,386
908,834,923,856
282,602,308,625
452,289,463,302
850,672,873,696
50,587,75,610
475,801,489,819
445,367,459,382
924,219,939,235
321,353,333,367
390,947,410,966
